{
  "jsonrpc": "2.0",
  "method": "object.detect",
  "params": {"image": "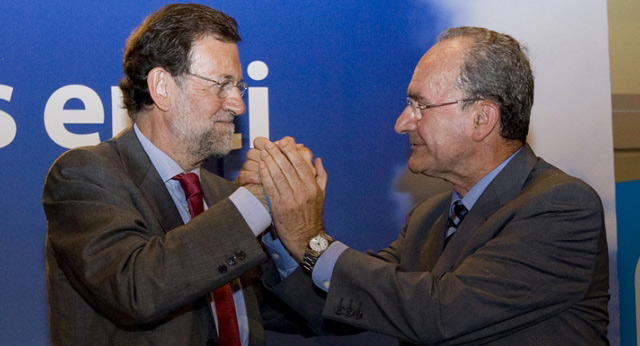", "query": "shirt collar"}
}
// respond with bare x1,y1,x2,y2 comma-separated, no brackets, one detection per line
133,123,200,181
451,146,522,211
